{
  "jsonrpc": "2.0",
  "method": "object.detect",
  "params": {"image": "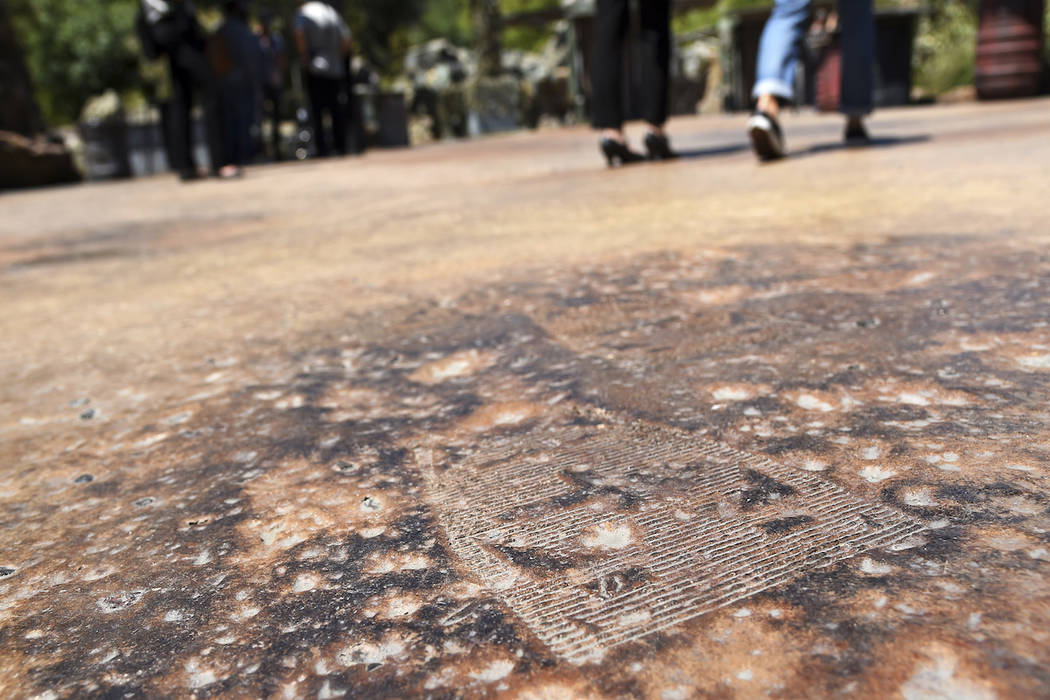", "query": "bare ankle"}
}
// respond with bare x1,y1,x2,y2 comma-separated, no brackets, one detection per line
756,95,780,118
